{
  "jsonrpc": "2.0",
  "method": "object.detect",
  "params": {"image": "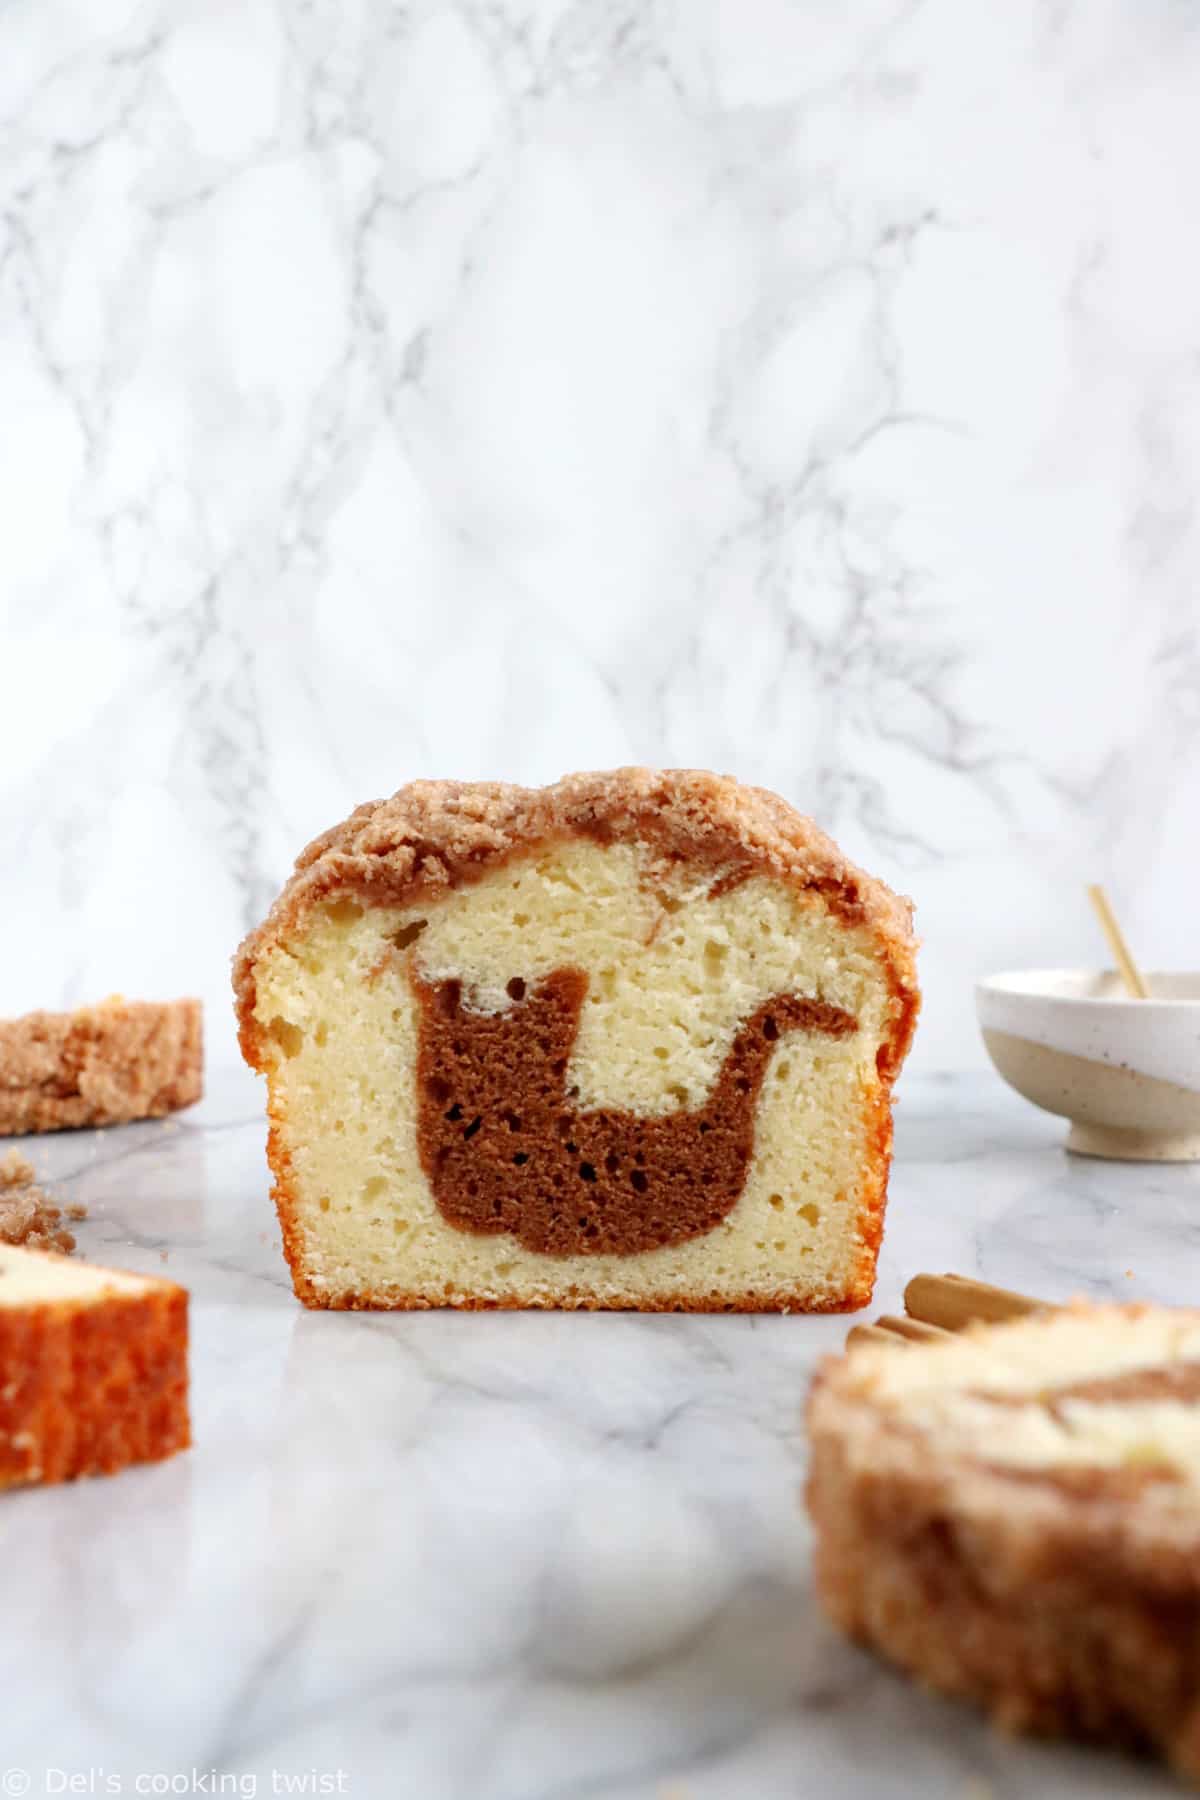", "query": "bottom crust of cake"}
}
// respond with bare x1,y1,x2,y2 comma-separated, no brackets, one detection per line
807,1423,1200,1782
286,1268,870,1313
